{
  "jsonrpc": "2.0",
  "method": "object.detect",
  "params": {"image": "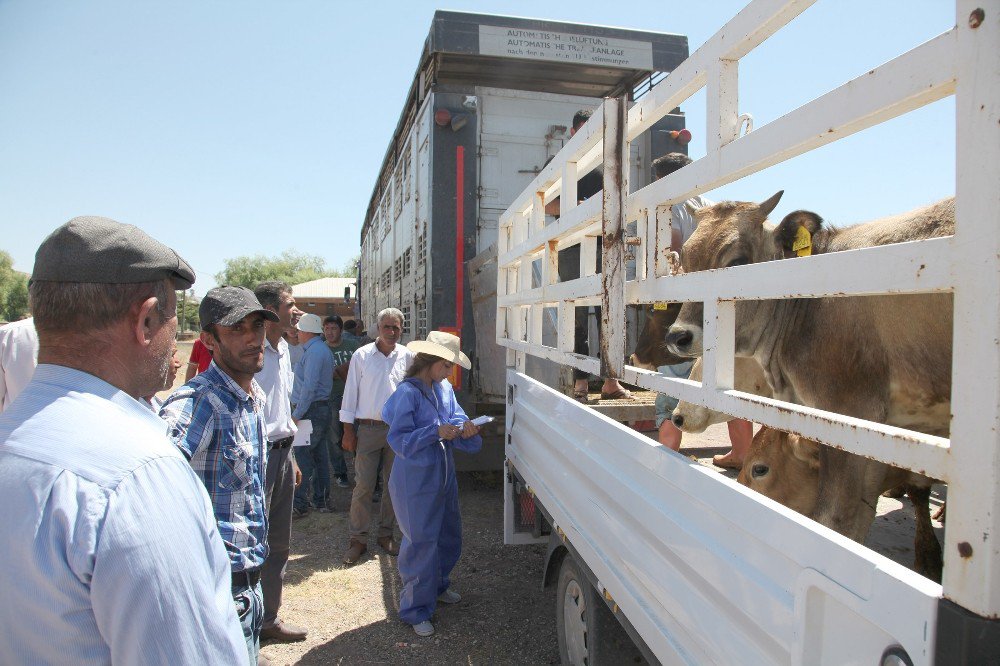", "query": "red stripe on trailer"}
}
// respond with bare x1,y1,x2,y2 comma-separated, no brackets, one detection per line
455,145,465,331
